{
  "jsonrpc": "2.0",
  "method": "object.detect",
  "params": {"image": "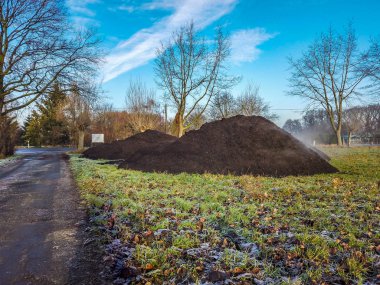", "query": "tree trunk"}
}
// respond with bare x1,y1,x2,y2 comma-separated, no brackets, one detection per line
177,123,184,138
78,130,85,150
336,128,343,146
347,131,351,147
173,111,185,137
0,82,7,157
0,114,16,158
0,114,8,158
